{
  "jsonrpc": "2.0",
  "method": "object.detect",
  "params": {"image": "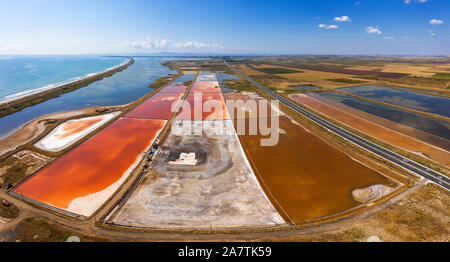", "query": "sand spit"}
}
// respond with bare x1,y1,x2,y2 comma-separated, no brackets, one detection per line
352,184,396,203
0,59,133,108
110,119,285,229
34,112,121,152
